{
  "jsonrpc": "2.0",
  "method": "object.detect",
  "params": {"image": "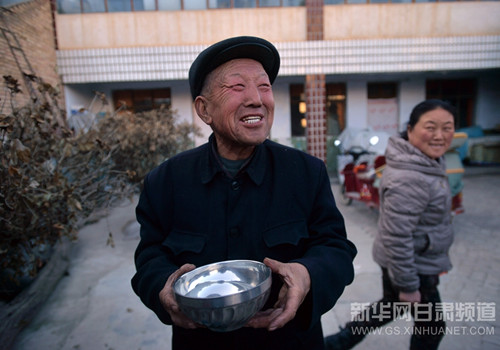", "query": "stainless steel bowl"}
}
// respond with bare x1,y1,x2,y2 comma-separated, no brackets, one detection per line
173,260,272,332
